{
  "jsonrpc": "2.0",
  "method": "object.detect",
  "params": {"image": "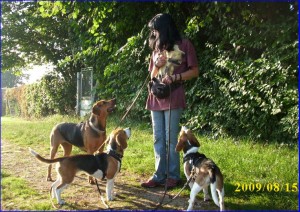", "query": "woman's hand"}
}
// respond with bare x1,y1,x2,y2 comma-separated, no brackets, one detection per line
155,54,167,68
162,75,173,84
